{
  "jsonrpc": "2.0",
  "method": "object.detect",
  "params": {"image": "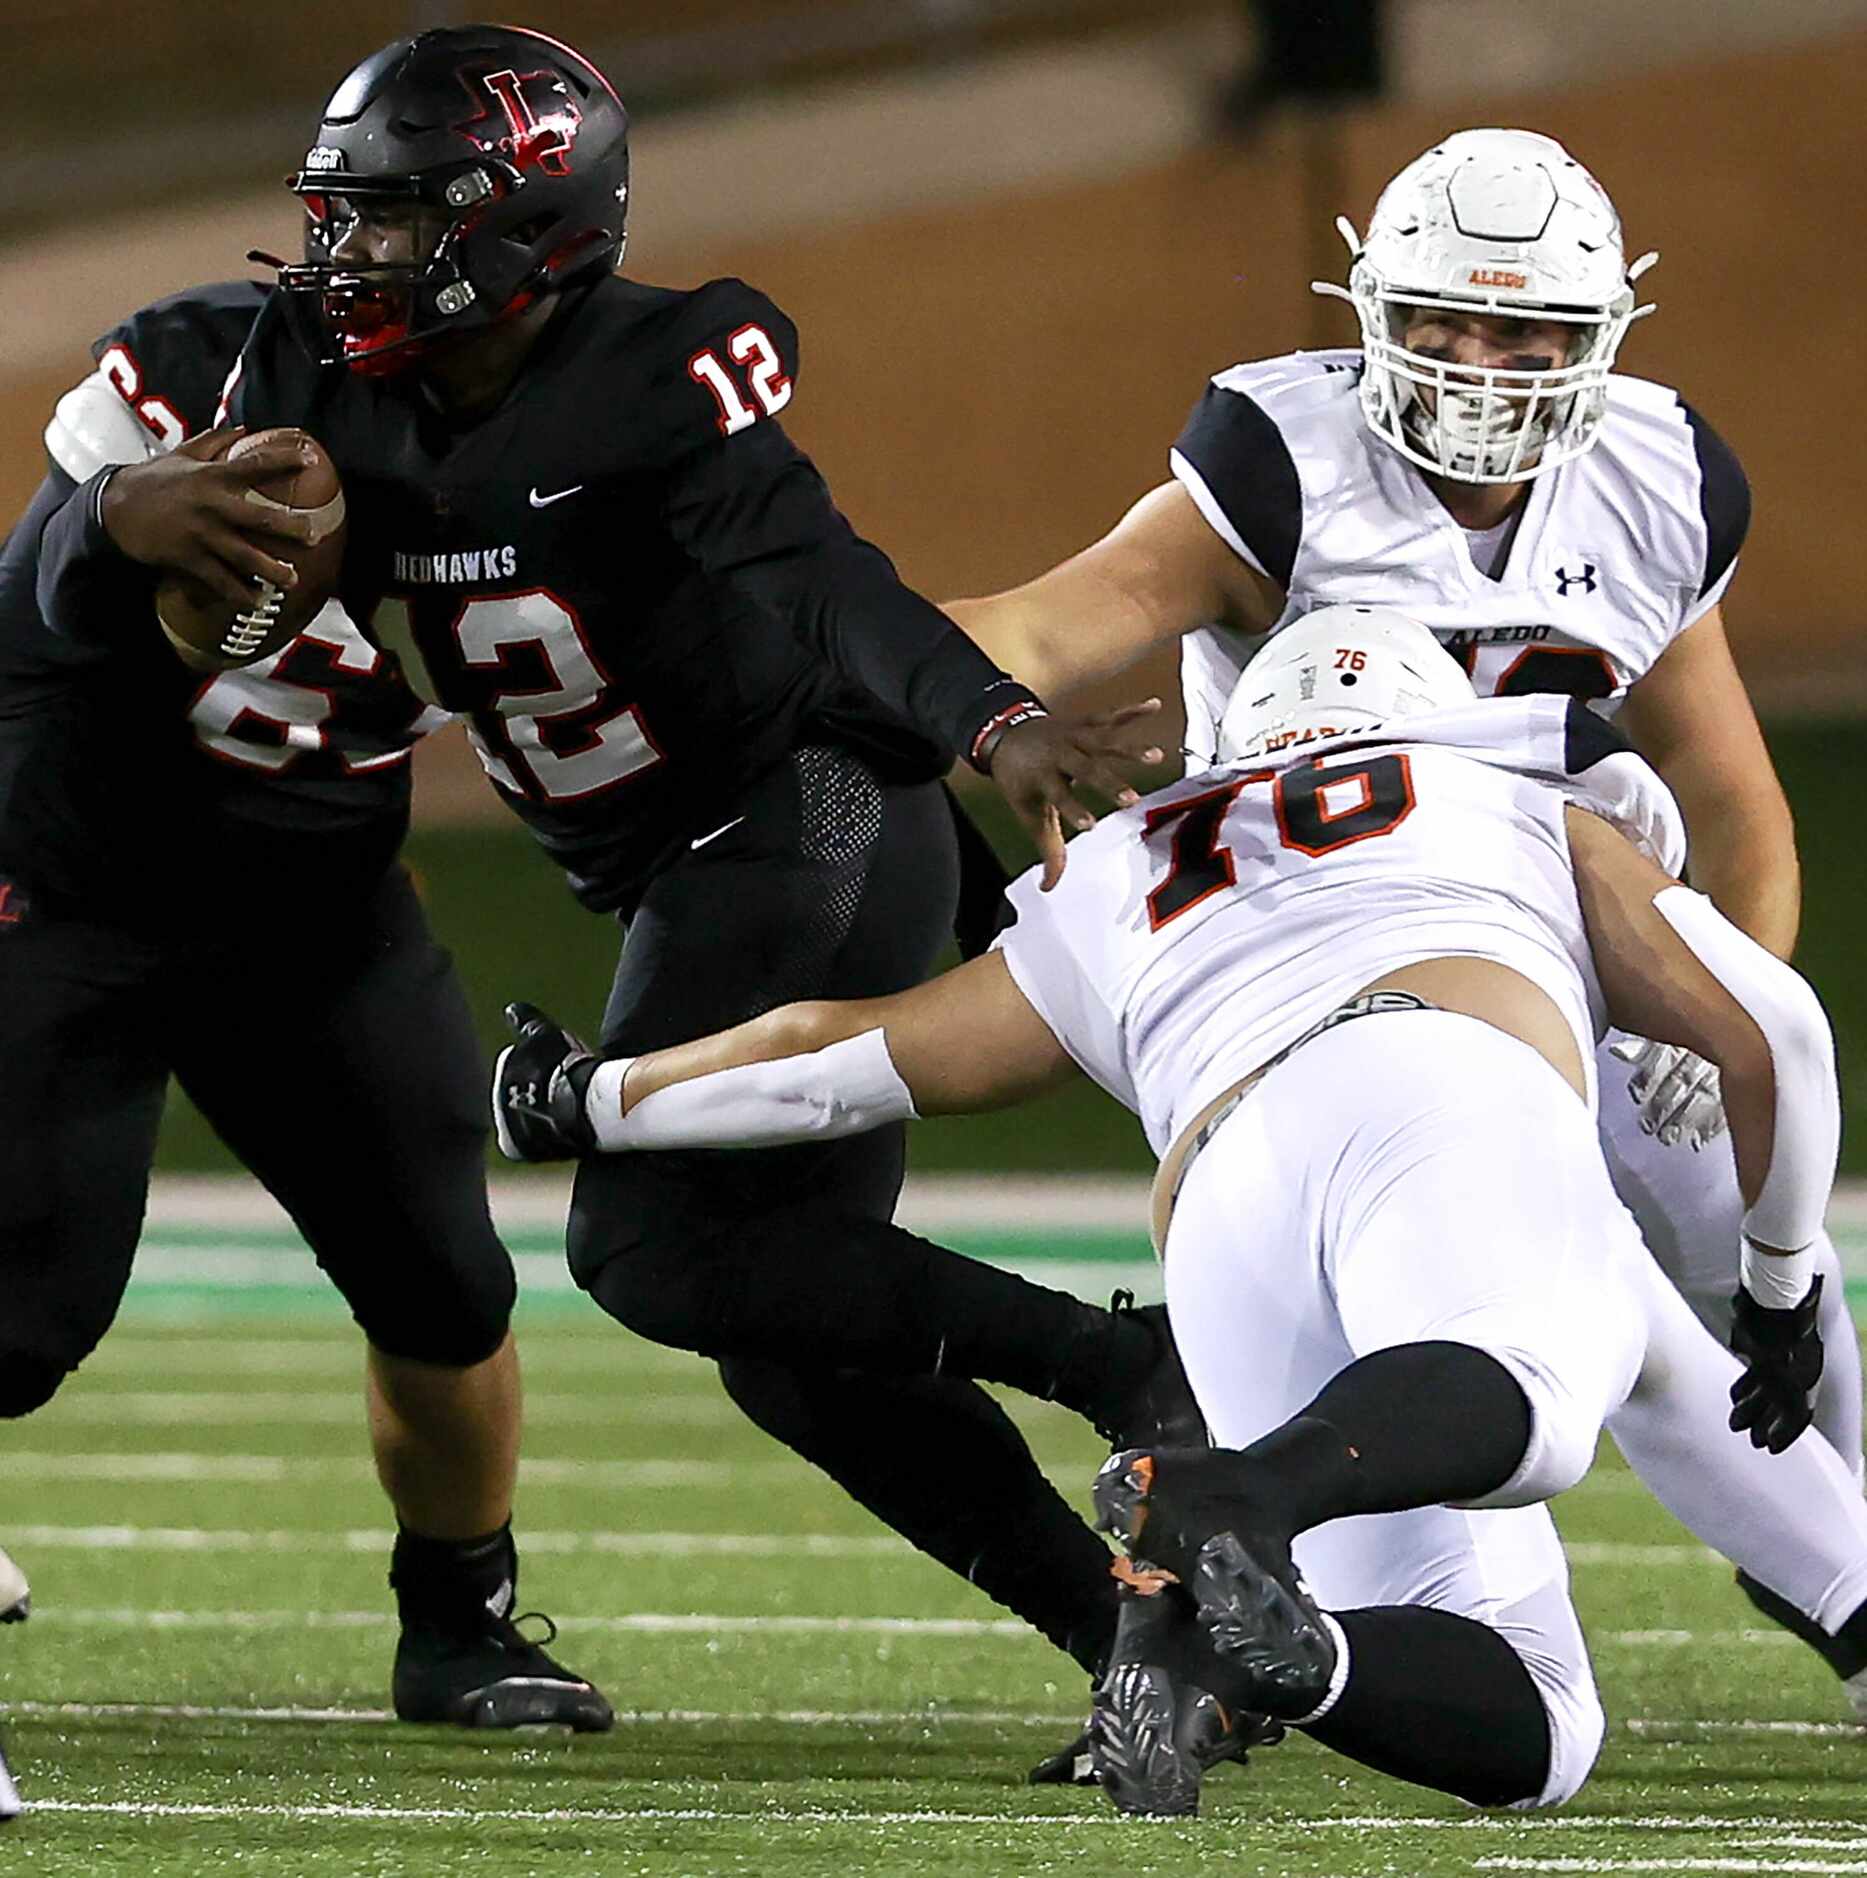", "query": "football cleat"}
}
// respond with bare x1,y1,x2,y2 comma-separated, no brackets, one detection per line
1192,1529,1339,1723
493,1002,600,1162
1094,1446,1337,1723
1088,1562,1281,1817
393,1608,614,1731
1090,1294,1209,1451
